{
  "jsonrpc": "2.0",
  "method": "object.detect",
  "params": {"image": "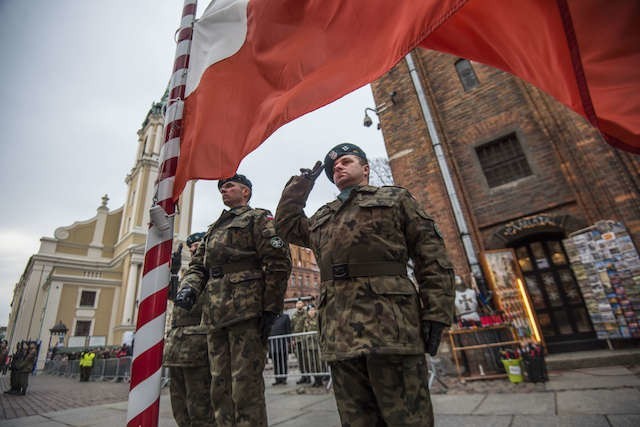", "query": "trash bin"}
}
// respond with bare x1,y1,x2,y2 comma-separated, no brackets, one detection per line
501,358,524,384
522,353,548,382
